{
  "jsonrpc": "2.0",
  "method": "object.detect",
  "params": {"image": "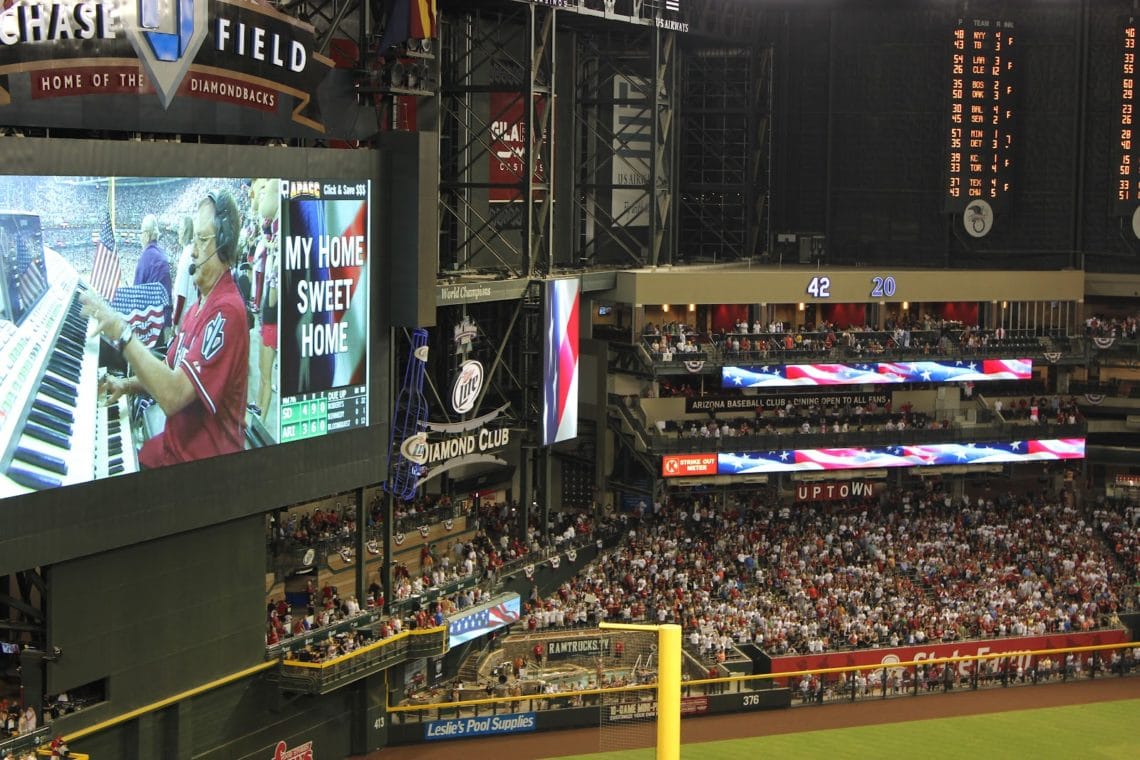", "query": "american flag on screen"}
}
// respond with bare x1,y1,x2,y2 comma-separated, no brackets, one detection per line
15,256,47,309
89,212,121,301
448,601,520,640
716,438,1086,475
111,282,169,349
722,359,1033,388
